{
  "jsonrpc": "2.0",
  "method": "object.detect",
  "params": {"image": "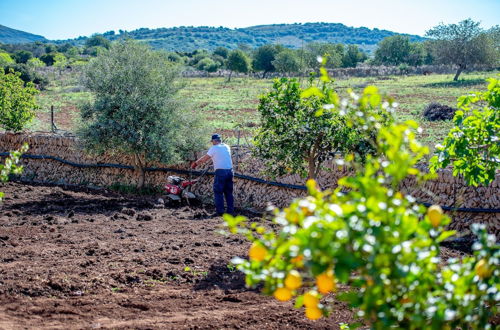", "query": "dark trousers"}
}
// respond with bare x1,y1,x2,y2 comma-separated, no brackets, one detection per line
214,169,234,215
